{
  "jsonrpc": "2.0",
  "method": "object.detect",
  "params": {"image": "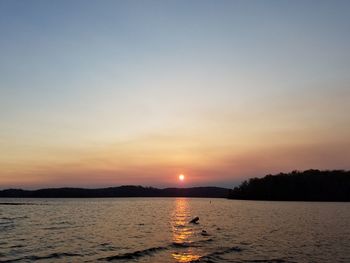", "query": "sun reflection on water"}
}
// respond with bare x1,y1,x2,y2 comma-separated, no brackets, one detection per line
171,198,201,262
